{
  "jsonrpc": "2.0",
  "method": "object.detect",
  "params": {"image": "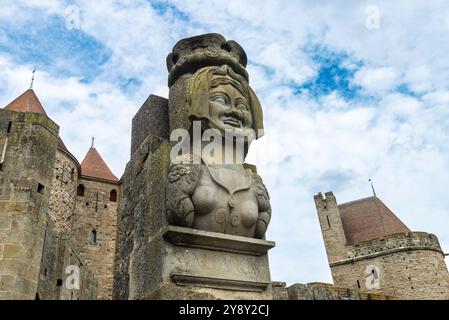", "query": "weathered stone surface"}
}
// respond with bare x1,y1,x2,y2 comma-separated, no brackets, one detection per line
2,243,25,259
71,177,118,299
285,282,391,300
163,227,272,292
166,33,248,87
37,222,97,300
47,148,80,235
145,283,271,300
164,225,275,256
114,33,276,300
131,94,169,156
315,192,449,300
113,136,170,300
166,37,269,240
0,109,58,299
141,231,273,299
0,106,97,300
0,214,12,230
